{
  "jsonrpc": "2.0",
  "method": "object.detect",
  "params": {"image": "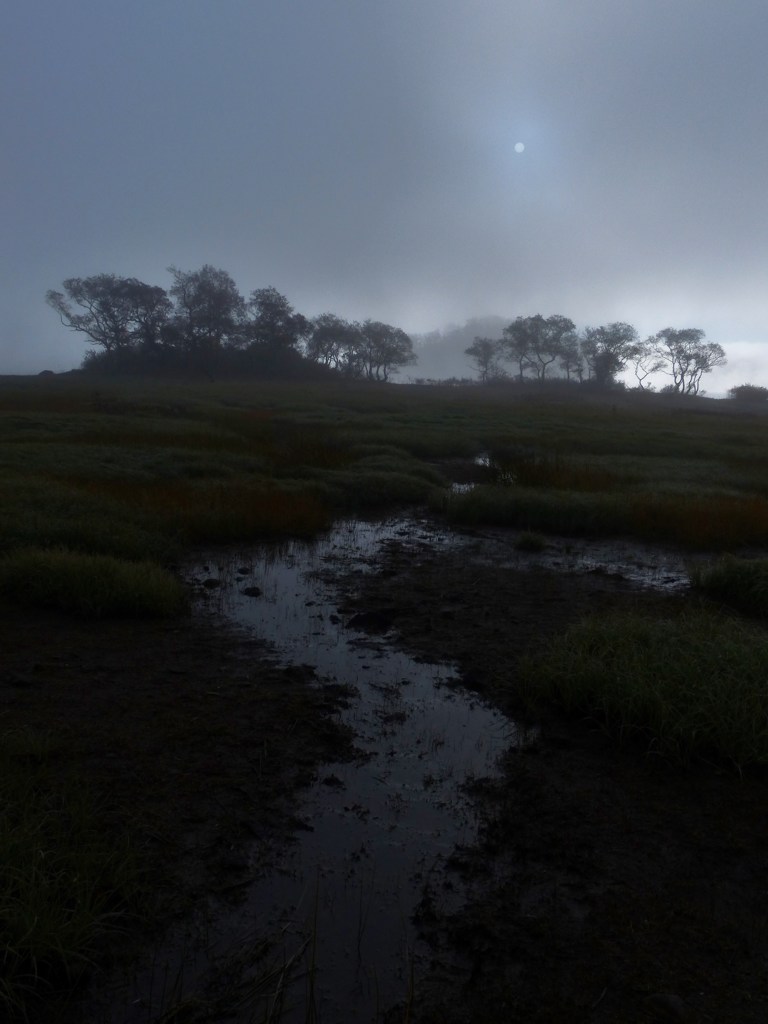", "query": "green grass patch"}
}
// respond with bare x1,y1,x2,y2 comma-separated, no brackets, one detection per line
0,729,140,1020
690,556,768,616
518,609,768,767
0,548,188,617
